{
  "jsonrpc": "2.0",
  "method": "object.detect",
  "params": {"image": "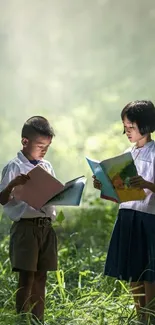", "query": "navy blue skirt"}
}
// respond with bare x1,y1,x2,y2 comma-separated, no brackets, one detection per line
104,209,155,282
